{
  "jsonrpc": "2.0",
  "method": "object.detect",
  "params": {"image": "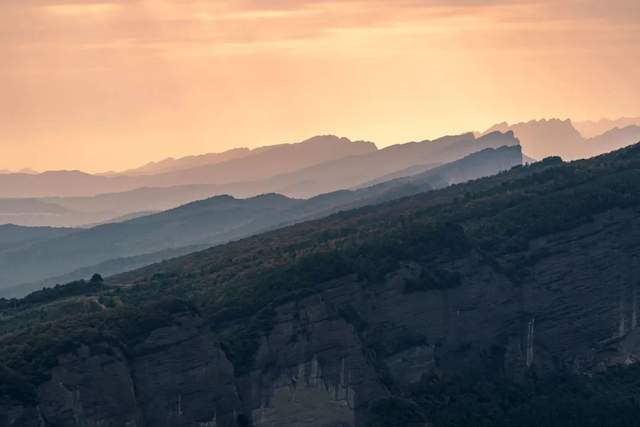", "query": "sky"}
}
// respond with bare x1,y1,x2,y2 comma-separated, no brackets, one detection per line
1,0,639,172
